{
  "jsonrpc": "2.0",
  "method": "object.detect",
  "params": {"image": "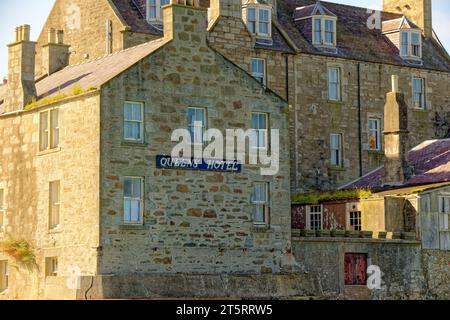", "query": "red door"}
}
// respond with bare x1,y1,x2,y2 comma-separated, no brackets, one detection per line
344,253,367,286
